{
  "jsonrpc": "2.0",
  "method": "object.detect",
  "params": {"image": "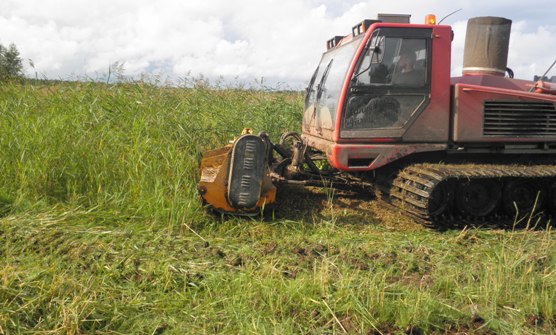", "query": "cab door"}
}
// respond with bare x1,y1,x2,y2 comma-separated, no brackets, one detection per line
340,27,433,140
